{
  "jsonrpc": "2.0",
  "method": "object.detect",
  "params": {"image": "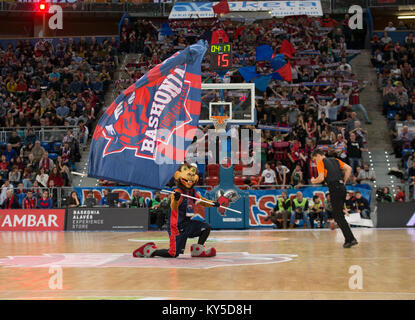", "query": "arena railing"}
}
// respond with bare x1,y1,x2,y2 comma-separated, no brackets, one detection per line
0,126,80,144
